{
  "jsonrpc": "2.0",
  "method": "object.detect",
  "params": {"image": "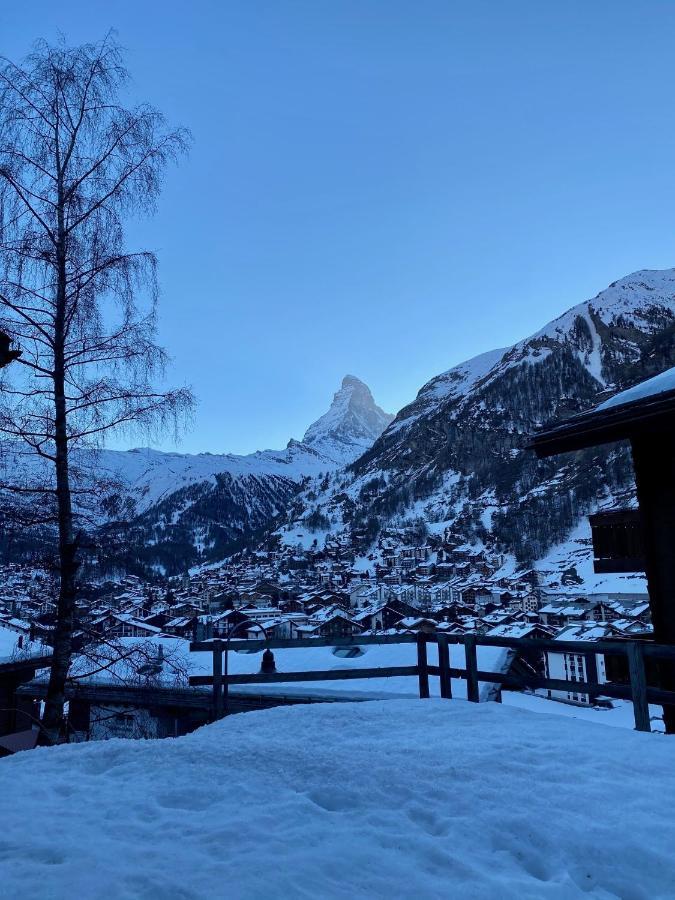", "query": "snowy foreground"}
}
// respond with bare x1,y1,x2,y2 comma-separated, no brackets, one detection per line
2,701,675,899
